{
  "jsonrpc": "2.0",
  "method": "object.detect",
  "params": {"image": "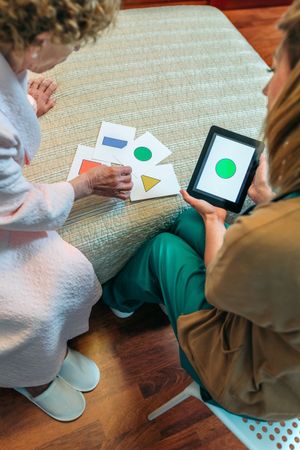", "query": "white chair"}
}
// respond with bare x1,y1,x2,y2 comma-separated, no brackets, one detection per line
148,381,300,450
